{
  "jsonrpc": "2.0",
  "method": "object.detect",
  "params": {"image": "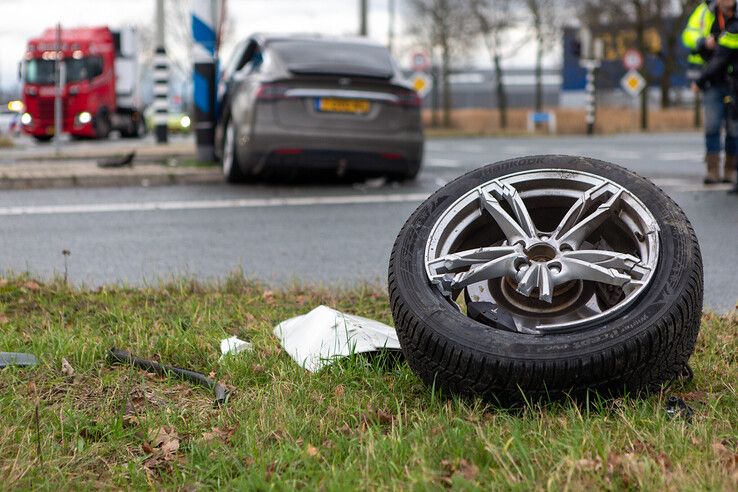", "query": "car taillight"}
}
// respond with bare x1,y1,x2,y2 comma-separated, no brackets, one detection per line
395,90,422,107
256,83,289,101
